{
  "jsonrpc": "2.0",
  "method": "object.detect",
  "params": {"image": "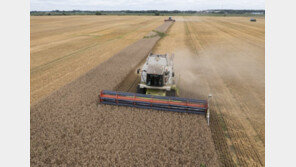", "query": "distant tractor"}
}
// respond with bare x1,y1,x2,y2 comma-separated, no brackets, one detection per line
250,18,257,22
164,17,176,22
